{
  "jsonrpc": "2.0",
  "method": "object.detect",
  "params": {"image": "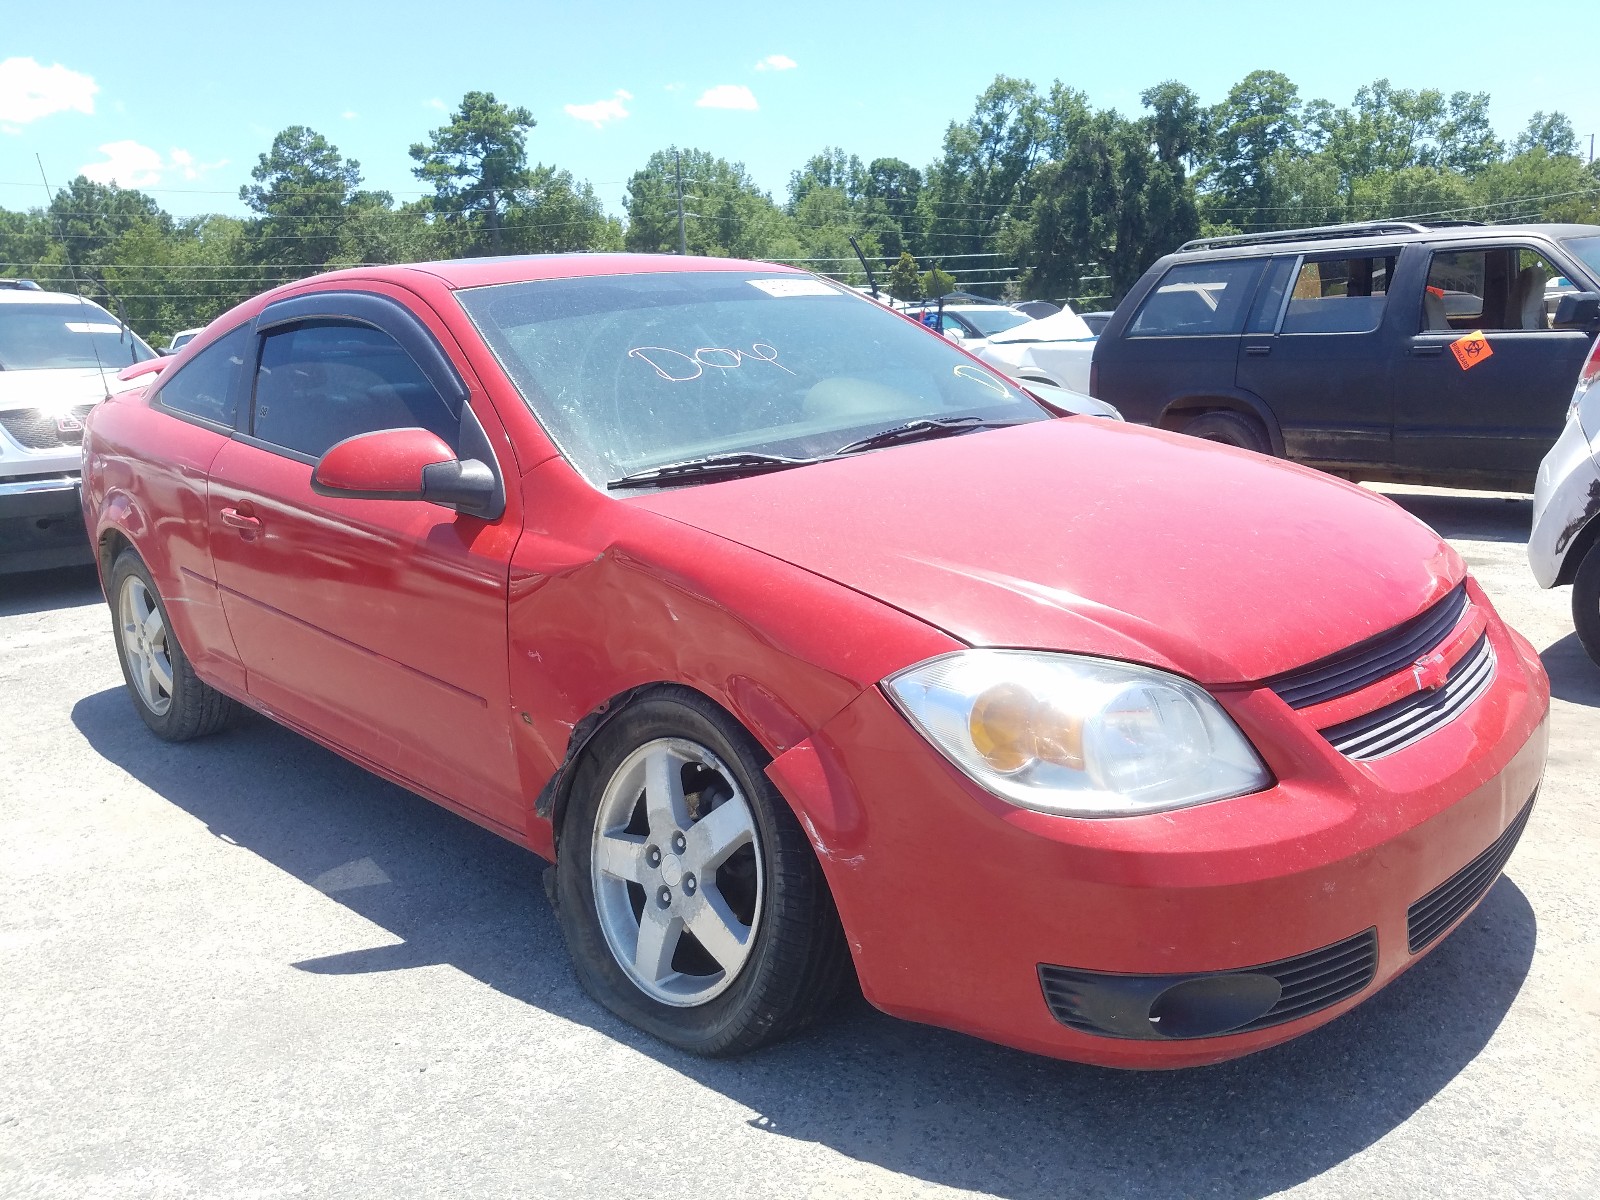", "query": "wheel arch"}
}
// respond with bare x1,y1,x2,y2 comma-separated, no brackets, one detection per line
1556,508,1600,587
1157,392,1285,456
